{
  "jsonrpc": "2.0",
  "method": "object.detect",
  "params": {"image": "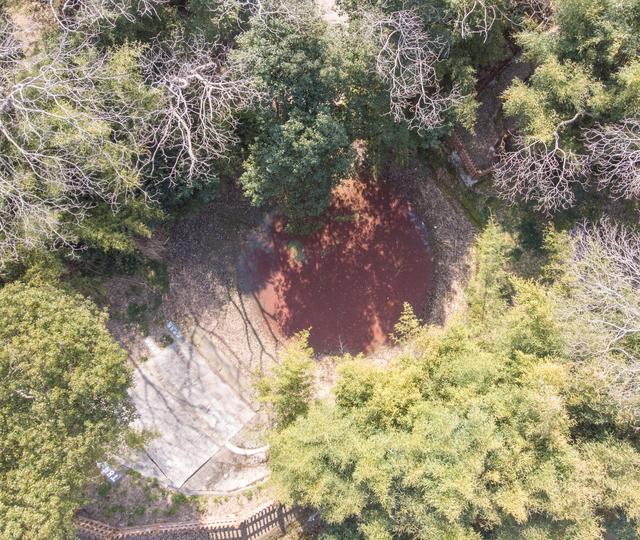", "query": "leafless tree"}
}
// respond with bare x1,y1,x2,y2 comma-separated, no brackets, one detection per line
517,0,553,25
559,219,640,423
493,114,588,213
45,0,168,31
0,33,147,263
584,118,640,200
451,0,552,41
371,9,462,133
453,0,498,42
0,23,260,264
142,34,262,183
0,18,20,69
